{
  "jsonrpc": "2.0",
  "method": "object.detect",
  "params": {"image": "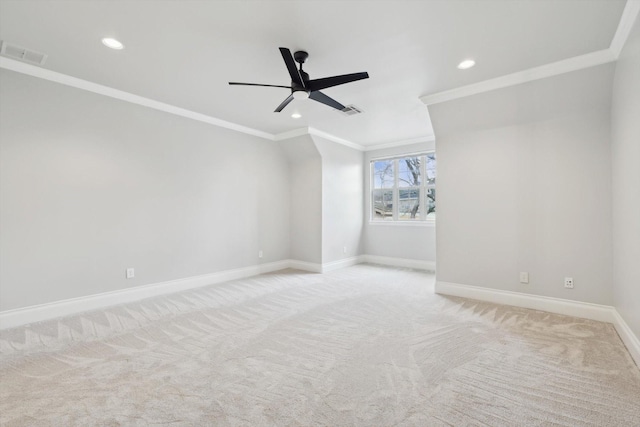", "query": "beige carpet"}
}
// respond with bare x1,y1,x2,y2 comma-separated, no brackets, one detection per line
1,264,639,426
